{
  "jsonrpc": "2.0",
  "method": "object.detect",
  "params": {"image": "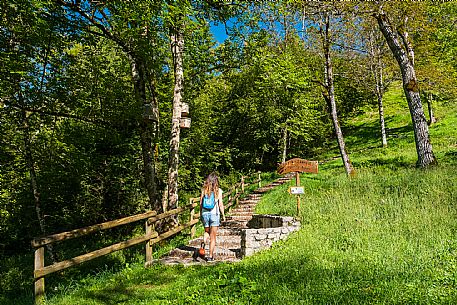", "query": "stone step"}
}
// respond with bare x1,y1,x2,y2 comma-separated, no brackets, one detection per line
234,202,258,208
168,246,239,260
217,227,242,236
188,236,241,248
228,208,255,215
228,211,253,217
213,247,240,259
226,215,252,222
238,199,260,205
221,220,248,229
